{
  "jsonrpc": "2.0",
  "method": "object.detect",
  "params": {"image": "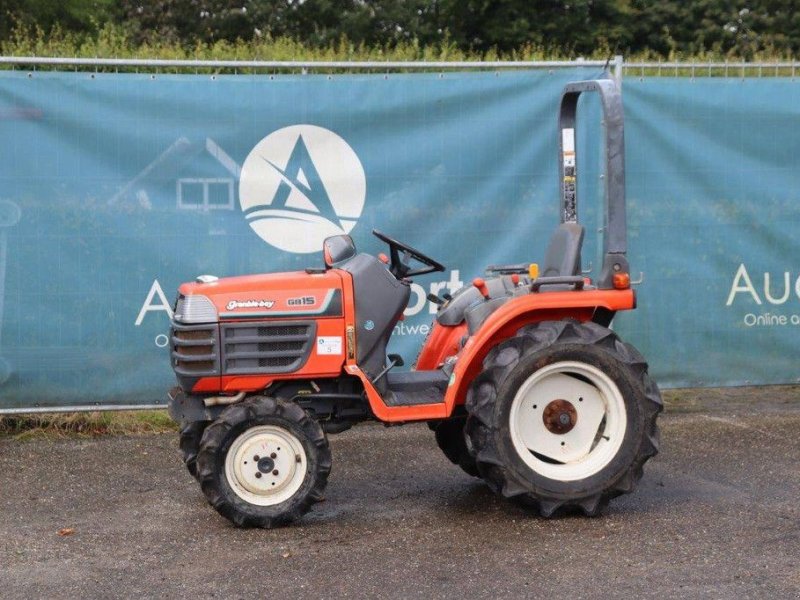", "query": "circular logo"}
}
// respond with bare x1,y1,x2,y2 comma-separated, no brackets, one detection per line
239,125,366,254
